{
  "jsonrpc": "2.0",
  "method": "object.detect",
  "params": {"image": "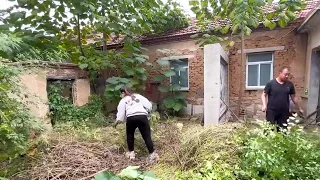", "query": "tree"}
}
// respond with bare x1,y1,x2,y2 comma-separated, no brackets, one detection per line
190,0,305,116
1,0,188,59
1,0,189,97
